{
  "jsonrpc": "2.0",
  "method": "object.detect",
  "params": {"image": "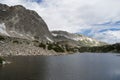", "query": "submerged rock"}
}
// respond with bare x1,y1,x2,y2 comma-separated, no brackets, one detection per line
0,57,11,65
